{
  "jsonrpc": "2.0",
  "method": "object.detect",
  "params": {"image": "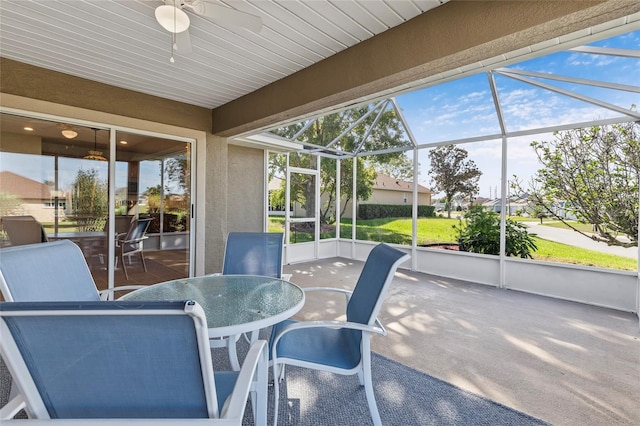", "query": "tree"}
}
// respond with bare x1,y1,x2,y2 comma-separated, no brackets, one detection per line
270,106,409,224
373,153,415,181
165,157,189,194
145,184,163,213
525,121,638,248
71,168,108,231
0,192,21,218
428,145,482,218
